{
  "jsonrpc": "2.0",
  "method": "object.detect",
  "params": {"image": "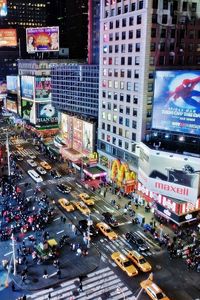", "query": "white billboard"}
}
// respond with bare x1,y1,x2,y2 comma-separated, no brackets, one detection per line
138,143,200,204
